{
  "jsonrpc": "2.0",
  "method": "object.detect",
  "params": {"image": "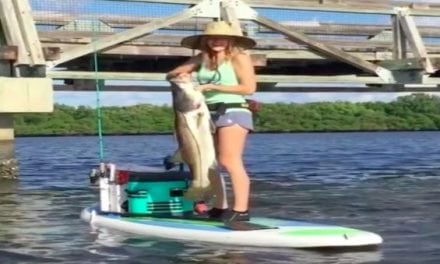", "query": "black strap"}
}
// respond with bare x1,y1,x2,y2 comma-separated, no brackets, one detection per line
207,102,249,112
